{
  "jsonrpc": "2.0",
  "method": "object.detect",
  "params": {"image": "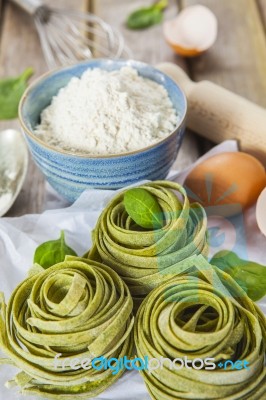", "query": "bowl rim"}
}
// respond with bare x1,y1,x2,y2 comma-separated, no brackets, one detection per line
19,59,187,159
